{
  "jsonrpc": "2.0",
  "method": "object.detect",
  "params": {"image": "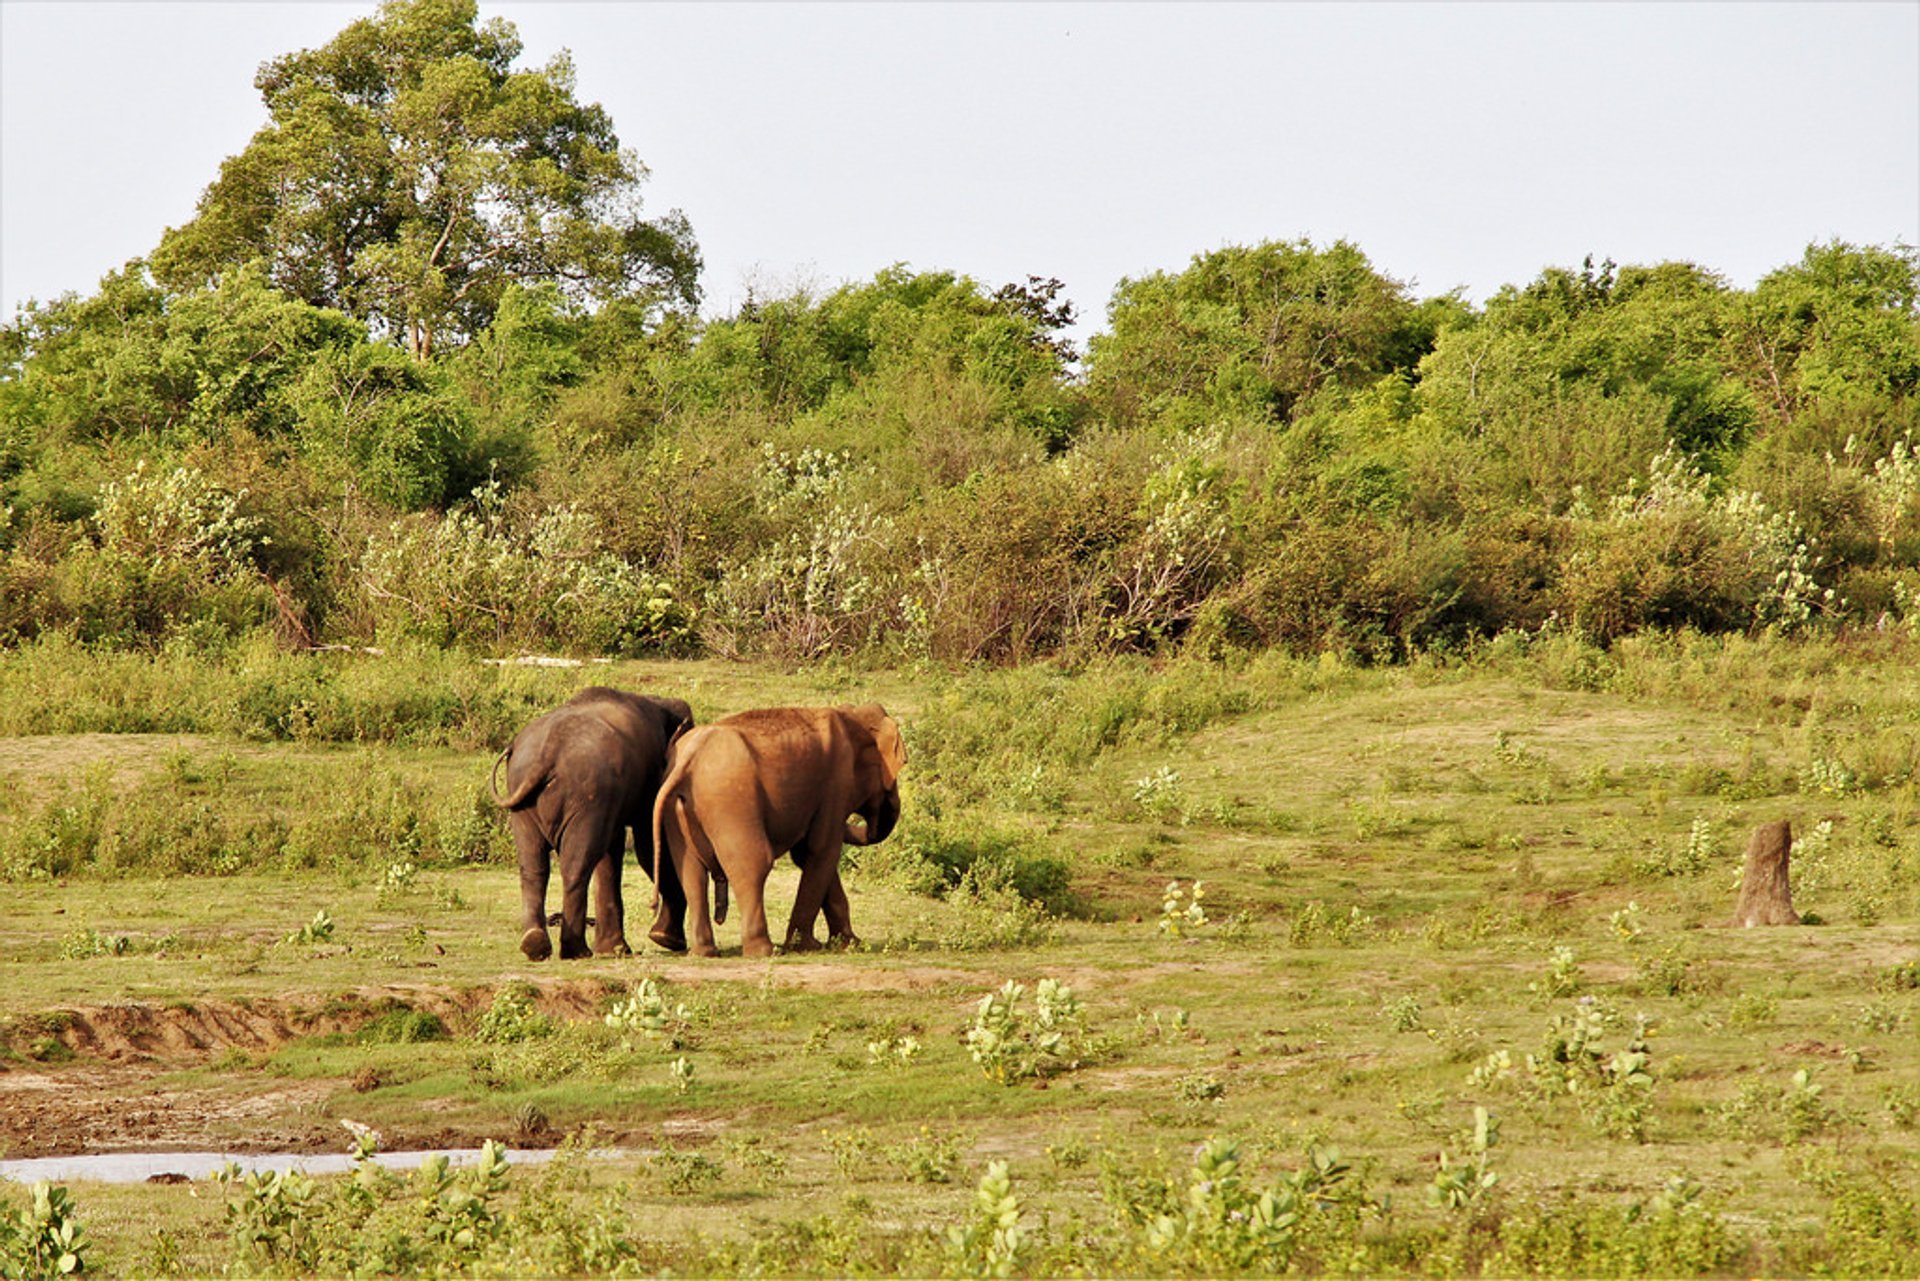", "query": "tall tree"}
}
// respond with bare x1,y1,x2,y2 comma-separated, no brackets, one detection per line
1086,239,1425,429
151,0,699,361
